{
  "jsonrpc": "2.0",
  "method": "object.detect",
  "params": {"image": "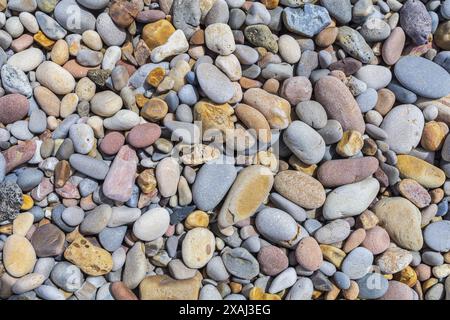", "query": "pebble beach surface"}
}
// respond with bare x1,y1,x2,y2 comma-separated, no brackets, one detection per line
0,0,450,301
